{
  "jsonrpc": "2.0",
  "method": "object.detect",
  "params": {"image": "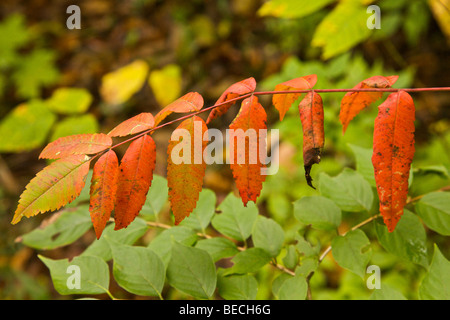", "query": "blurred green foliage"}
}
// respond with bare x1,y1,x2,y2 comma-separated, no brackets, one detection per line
0,14,59,100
